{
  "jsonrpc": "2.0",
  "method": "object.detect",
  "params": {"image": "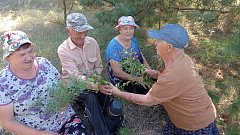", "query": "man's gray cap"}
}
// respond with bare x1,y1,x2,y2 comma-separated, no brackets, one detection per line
66,13,94,32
